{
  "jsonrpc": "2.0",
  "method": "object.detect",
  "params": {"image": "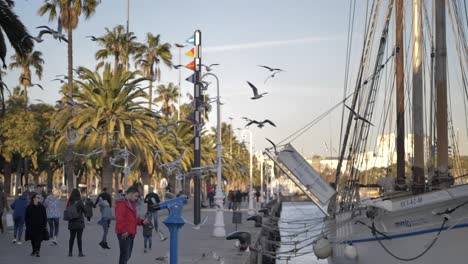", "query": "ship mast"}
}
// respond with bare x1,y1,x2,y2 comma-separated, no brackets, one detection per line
434,0,450,187
412,0,425,194
395,0,406,190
